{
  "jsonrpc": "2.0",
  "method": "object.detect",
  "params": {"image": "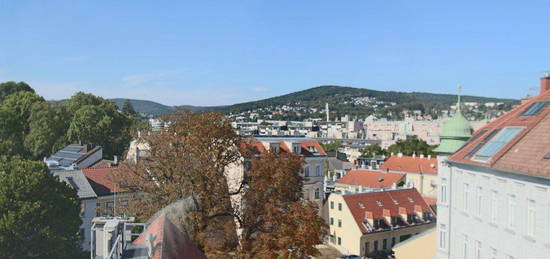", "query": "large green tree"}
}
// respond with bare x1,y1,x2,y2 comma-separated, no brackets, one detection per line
25,103,71,160
1,91,45,134
67,92,133,158
387,136,436,156
0,157,83,258
0,107,25,156
360,143,387,157
0,81,34,103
